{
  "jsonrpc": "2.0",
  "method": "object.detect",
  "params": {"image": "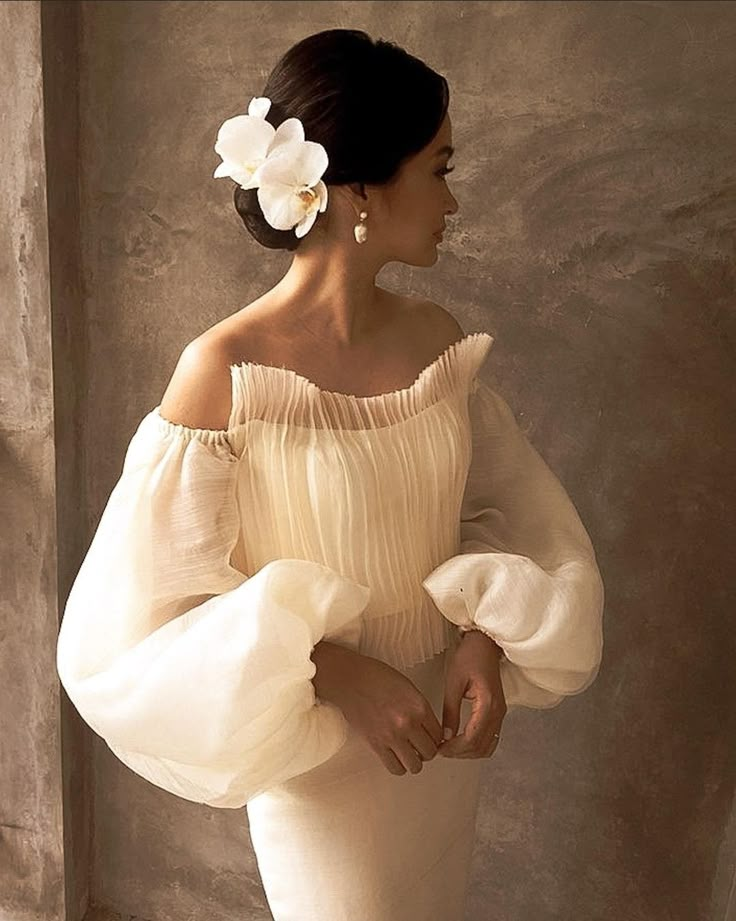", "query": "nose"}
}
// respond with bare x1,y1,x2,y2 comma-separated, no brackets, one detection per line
445,187,459,215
